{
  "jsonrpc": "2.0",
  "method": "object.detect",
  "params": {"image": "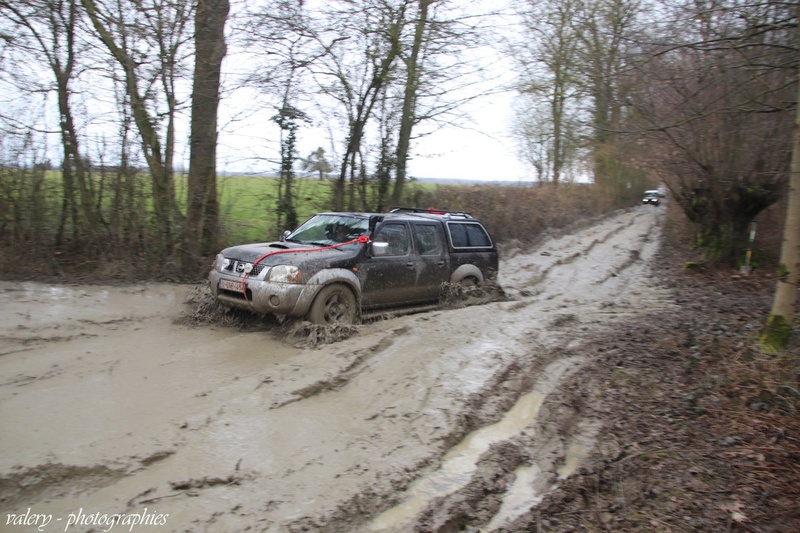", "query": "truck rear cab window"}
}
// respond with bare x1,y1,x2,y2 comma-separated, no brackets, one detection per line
447,222,492,248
